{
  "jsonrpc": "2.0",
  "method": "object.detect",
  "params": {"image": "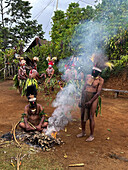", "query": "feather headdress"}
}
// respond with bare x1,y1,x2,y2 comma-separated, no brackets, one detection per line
91,53,113,71
33,56,39,62
46,55,57,66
